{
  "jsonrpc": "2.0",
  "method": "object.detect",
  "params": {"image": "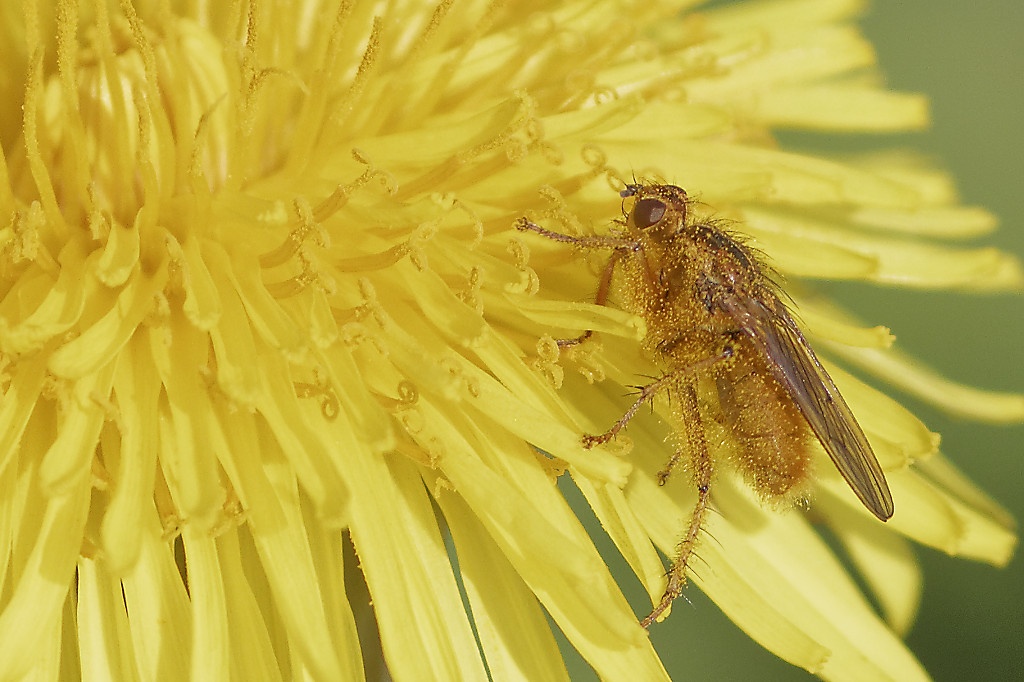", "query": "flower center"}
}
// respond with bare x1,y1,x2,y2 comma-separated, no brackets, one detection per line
61,16,232,227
